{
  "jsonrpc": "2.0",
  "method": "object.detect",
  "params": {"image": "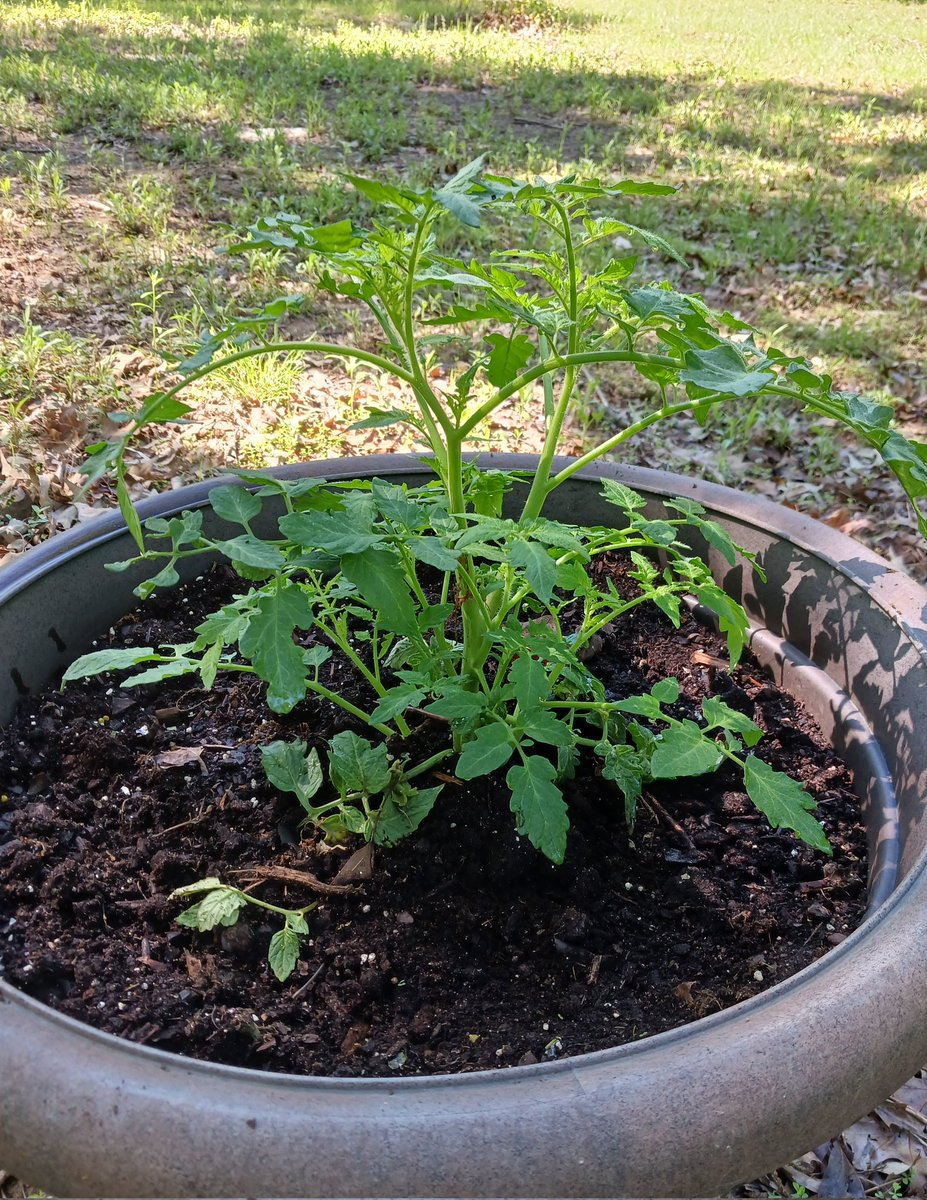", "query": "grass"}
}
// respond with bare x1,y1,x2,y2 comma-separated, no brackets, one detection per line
0,0,925,576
